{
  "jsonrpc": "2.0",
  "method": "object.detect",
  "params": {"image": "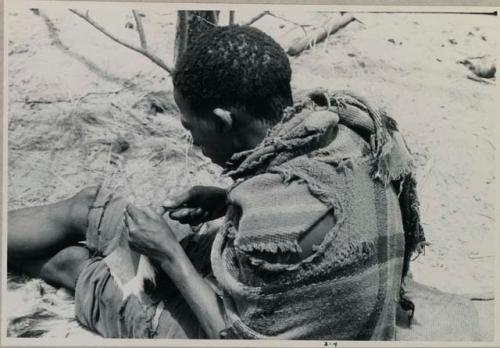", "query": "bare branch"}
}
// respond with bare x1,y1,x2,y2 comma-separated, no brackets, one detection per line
69,9,174,75
132,10,147,49
241,11,269,26
287,13,356,57
193,14,218,27
266,12,314,29
229,10,235,25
